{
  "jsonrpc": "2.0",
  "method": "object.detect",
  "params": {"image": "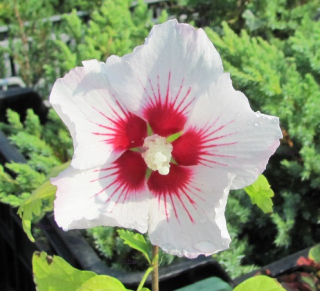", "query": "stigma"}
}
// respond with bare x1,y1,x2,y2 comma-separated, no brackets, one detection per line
142,135,173,175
